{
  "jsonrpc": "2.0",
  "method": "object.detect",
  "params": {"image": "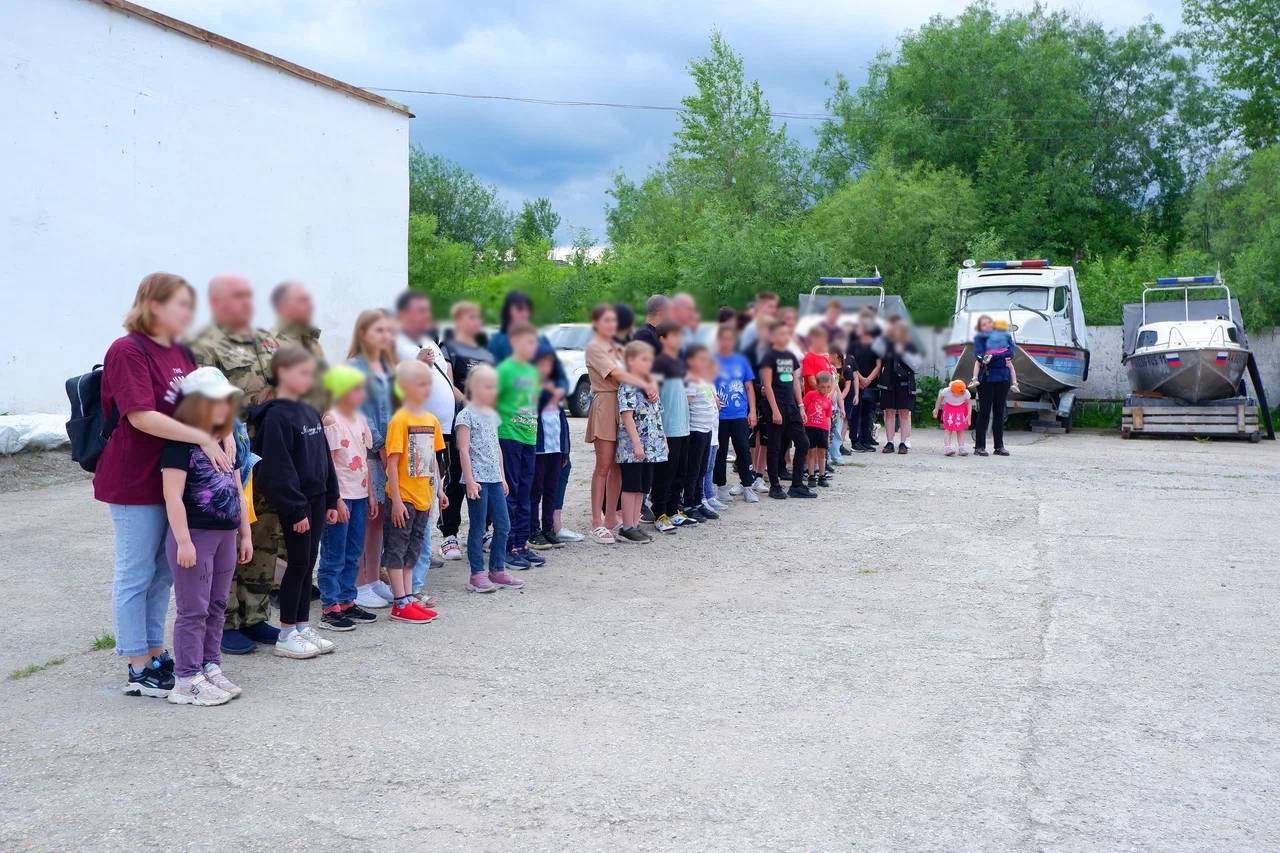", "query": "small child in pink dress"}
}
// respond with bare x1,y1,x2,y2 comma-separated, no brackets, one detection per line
933,379,973,457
